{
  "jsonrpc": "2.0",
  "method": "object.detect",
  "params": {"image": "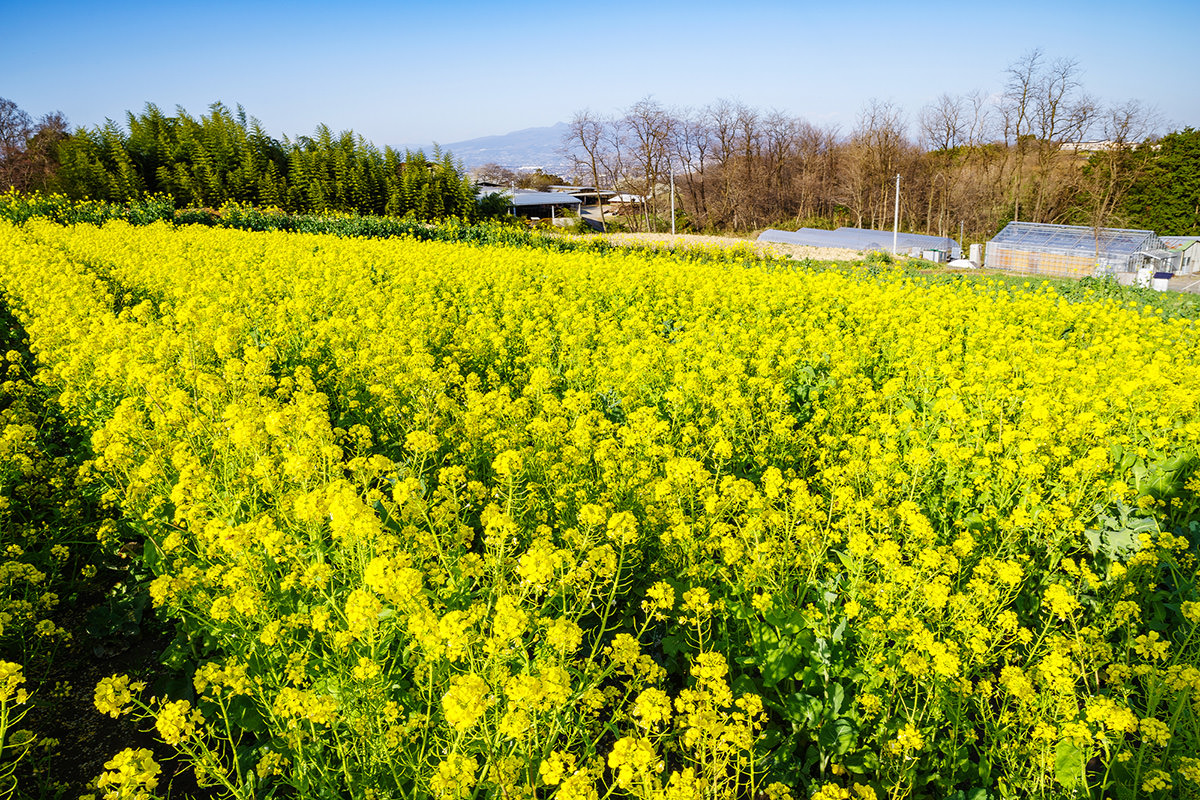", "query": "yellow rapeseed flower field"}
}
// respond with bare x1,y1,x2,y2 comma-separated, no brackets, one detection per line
0,218,1197,799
